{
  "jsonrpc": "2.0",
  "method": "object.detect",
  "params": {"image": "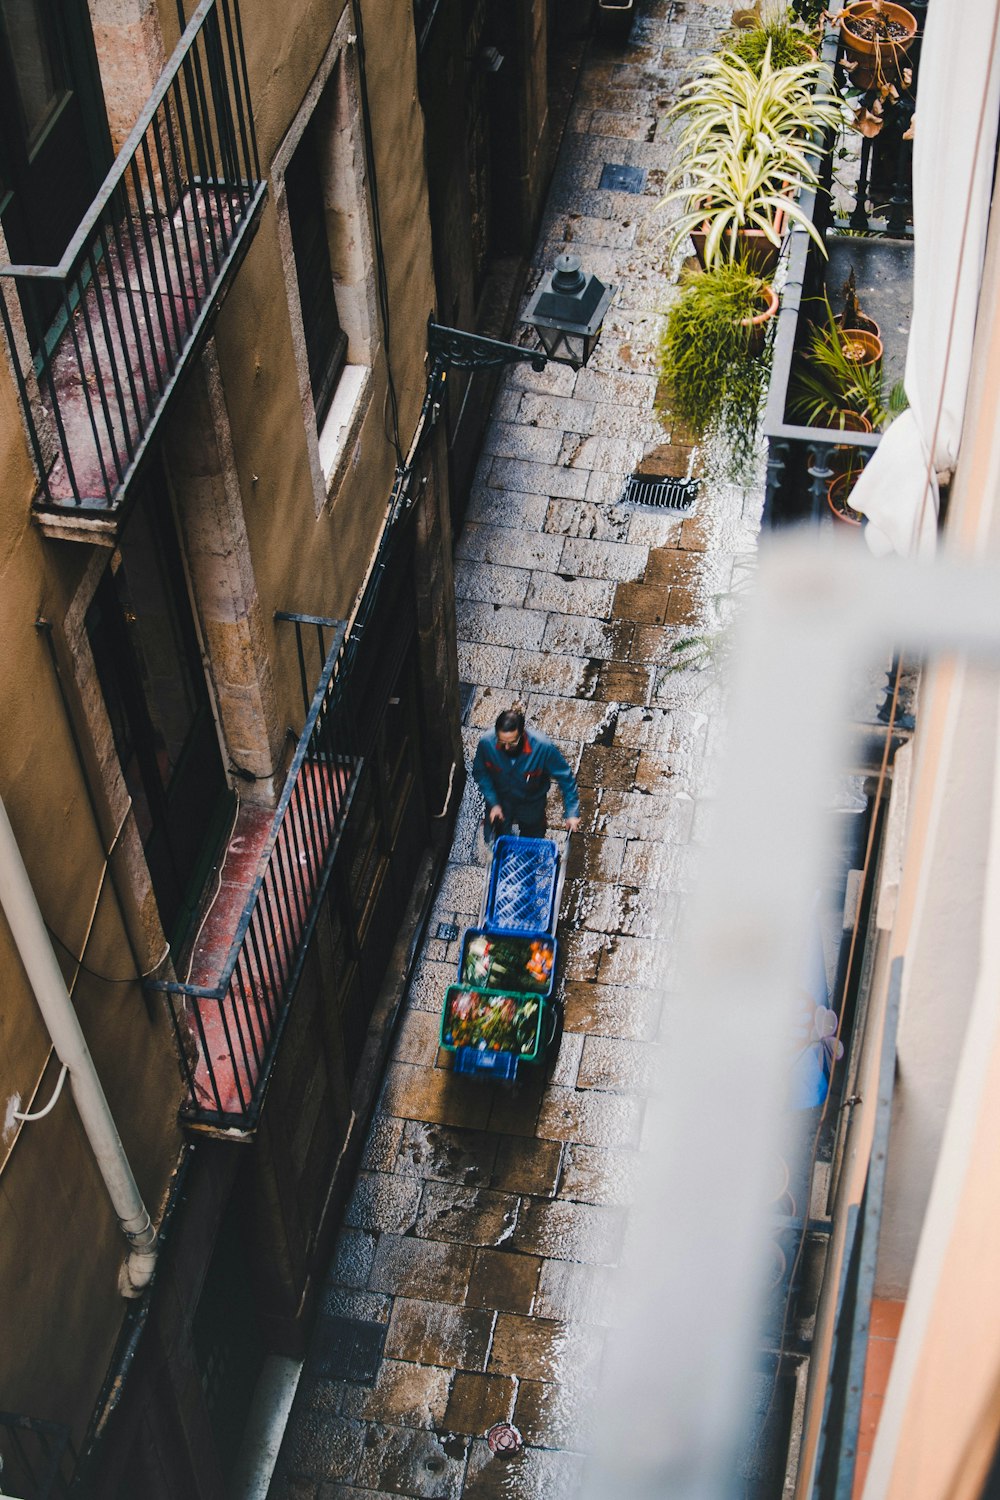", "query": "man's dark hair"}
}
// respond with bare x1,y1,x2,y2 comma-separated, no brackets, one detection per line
495,709,525,735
